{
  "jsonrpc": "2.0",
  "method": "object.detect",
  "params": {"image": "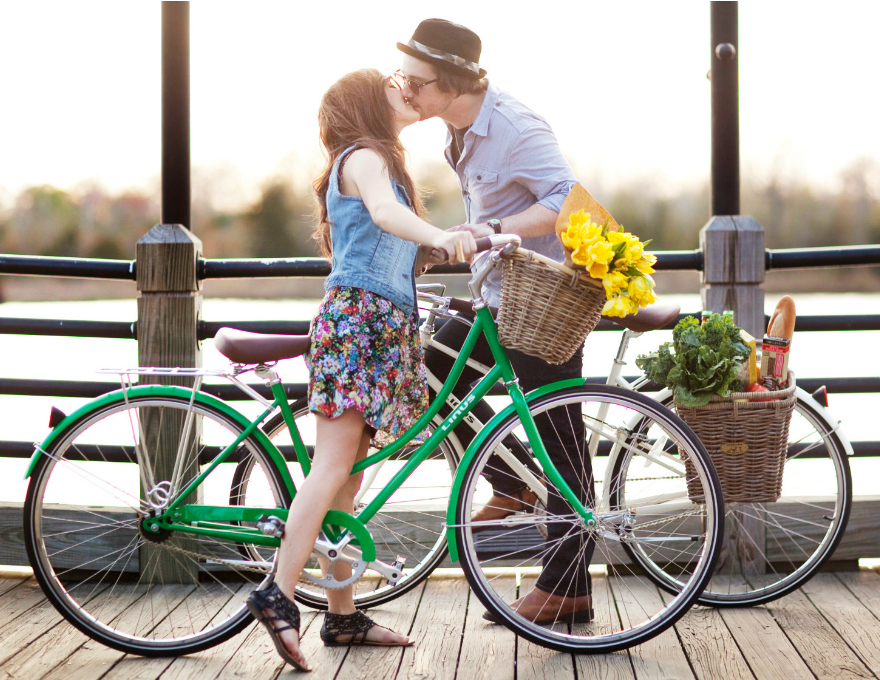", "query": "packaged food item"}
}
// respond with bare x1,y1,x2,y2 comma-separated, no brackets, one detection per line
760,335,791,383
739,329,758,384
